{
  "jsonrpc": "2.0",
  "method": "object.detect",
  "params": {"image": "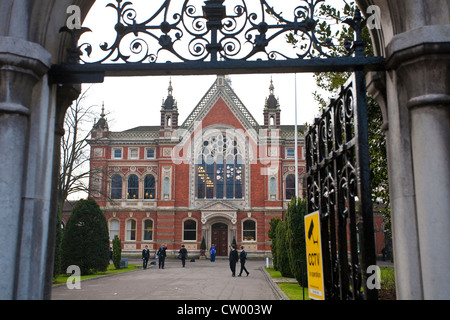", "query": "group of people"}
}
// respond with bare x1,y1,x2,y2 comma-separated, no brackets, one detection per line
142,244,188,269
141,244,250,277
